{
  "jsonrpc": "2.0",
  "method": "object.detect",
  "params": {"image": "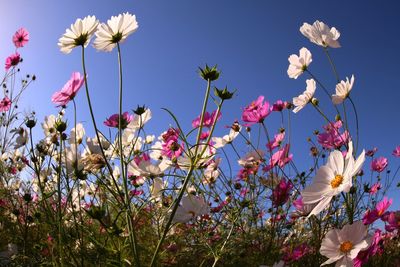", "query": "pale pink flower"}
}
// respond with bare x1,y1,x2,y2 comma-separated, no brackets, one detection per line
51,72,84,106
266,132,285,151
371,157,388,173
287,47,312,79
264,144,293,172
241,96,271,125
12,28,29,48
369,182,381,195
354,229,383,267
0,96,12,112
317,120,349,149
332,75,355,105
392,146,400,157
173,195,209,223
5,52,21,71
300,20,341,48
192,110,221,128
292,79,316,113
